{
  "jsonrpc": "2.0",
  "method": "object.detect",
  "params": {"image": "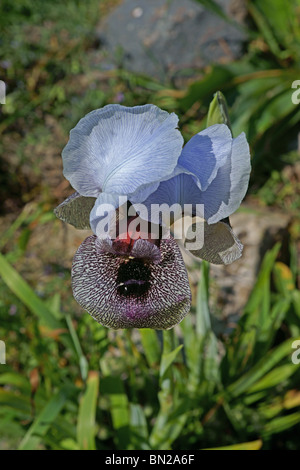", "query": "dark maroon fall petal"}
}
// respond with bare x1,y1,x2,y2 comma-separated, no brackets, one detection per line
71,235,191,329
